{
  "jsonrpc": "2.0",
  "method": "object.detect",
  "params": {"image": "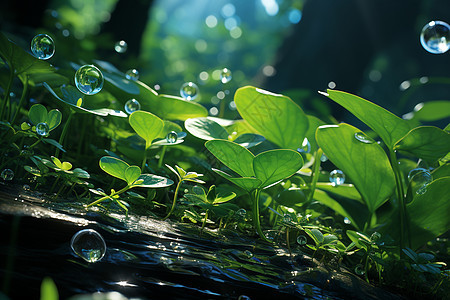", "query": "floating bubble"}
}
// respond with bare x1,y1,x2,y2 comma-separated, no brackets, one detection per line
166,131,178,143
75,65,104,95
22,184,31,191
36,122,50,136
180,82,199,101
354,132,374,144
236,208,246,218
1,169,14,181
31,34,55,60
296,234,307,245
114,40,128,53
370,232,381,242
124,99,141,114
329,169,345,186
297,137,311,153
355,264,365,275
420,21,450,54
408,168,432,195
125,69,139,81
220,68,232,83
70,229,106,263
320,153,328,162
343,217,351,224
